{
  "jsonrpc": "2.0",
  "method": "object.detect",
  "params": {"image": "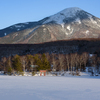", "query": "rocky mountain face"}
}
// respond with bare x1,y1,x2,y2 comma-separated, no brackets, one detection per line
0,7,100,44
